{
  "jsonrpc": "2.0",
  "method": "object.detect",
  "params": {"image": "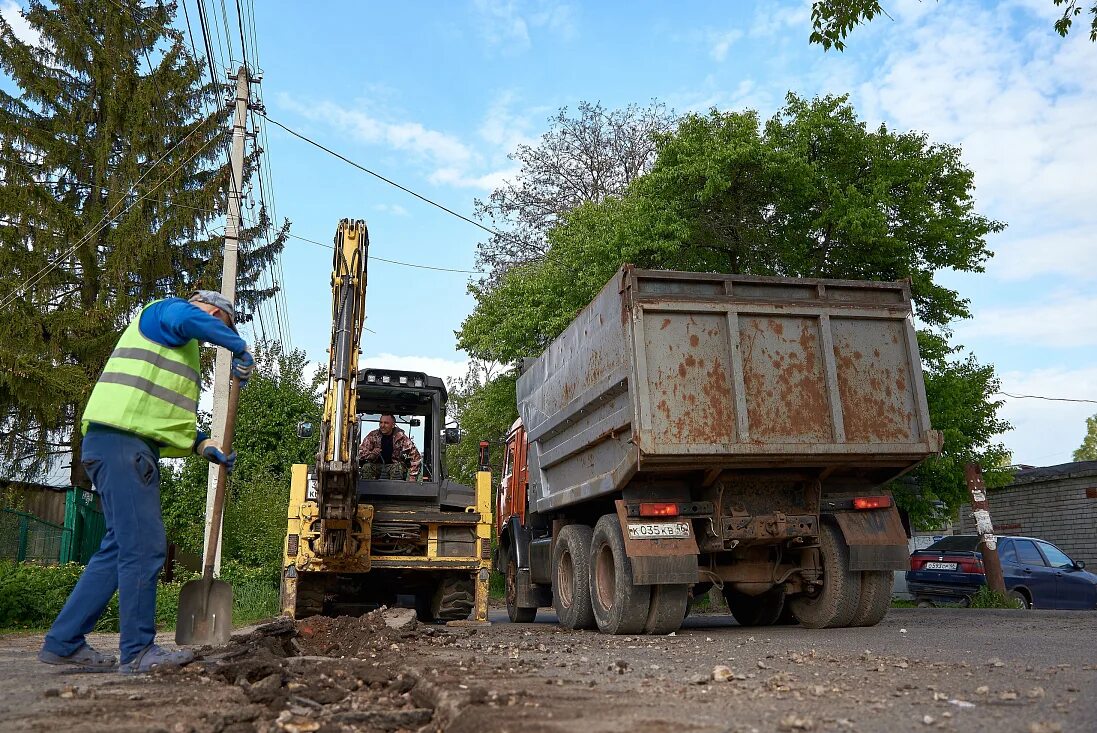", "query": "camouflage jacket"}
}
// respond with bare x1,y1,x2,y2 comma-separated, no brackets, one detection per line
358,427,421,479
